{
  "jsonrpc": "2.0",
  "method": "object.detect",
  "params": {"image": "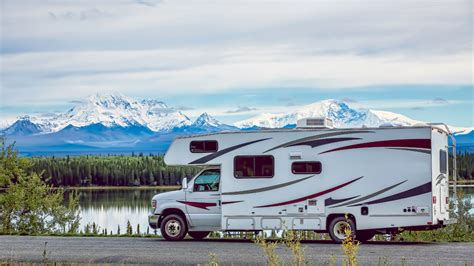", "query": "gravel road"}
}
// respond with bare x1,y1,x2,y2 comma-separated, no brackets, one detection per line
0,236,472,265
